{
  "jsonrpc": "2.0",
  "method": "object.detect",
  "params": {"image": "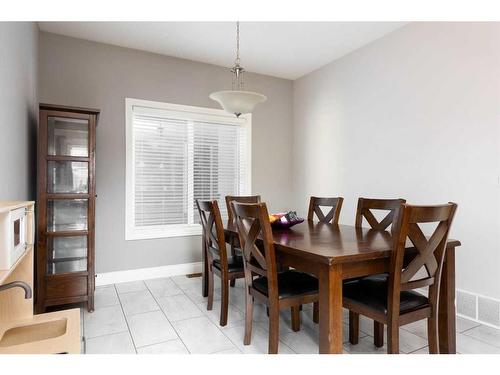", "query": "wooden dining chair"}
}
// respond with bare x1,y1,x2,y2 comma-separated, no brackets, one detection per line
225,195,261,287
226,195,262,224
344,202,457,353
355,197,406,230
196,199,245,326
232,201,319,354
307,196,344,224
306,196,344,323
351,197,406,347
